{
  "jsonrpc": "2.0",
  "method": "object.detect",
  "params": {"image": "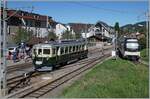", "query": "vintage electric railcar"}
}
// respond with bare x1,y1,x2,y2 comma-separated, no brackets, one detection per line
32,39,88,71
117,37,140,60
